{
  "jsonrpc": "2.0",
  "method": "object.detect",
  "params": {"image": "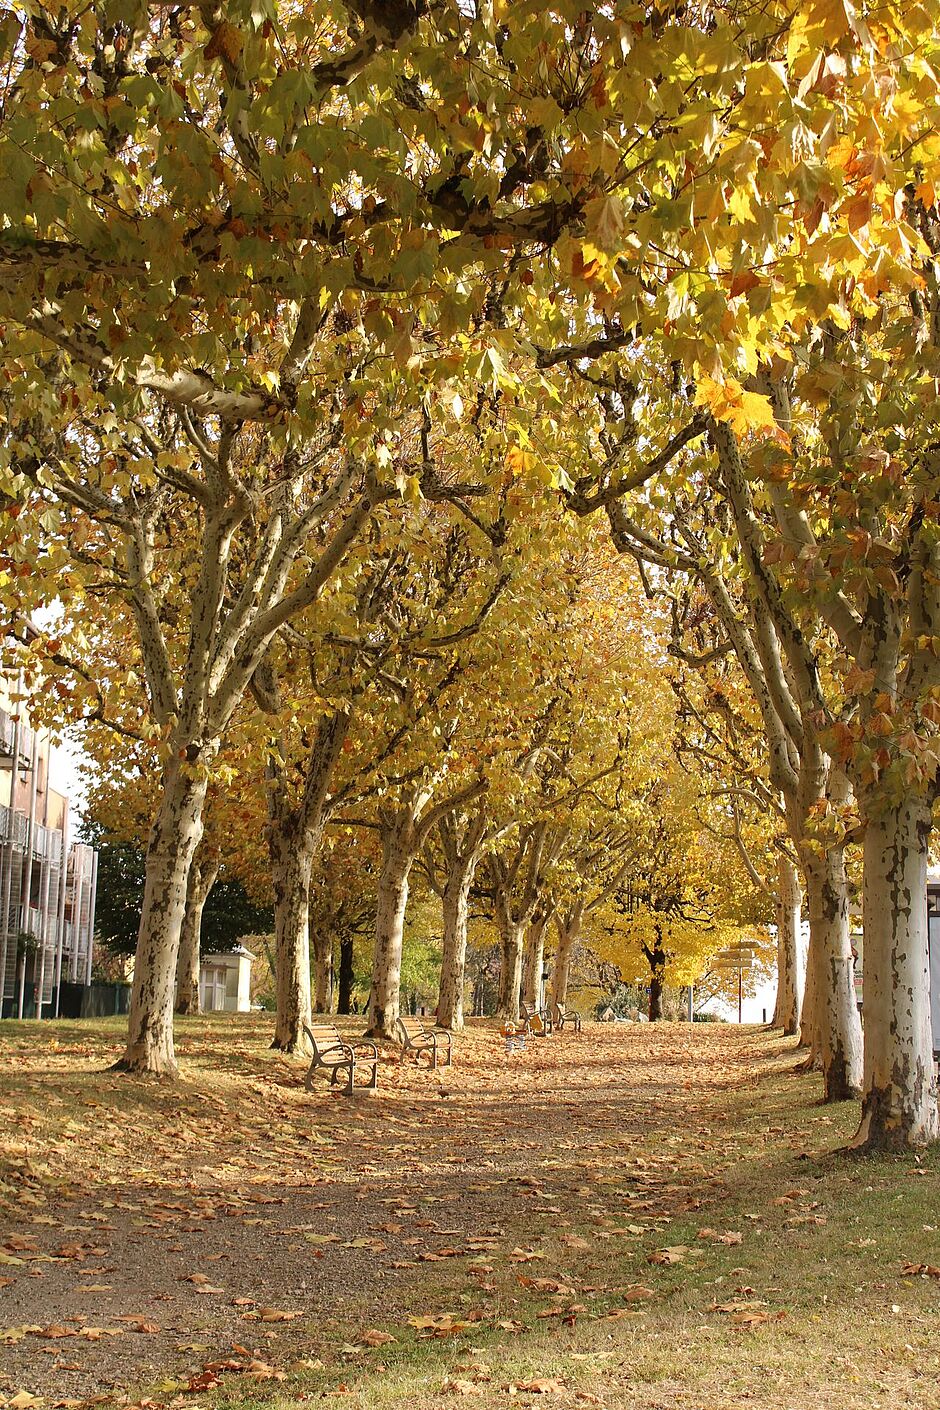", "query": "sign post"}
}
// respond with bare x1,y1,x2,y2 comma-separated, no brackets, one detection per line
712,942,760,1024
